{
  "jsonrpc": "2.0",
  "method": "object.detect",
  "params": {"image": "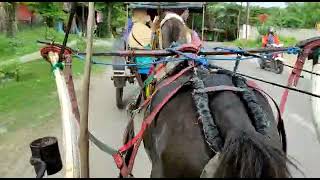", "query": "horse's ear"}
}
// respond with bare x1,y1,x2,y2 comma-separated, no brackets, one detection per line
200,153,221,178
